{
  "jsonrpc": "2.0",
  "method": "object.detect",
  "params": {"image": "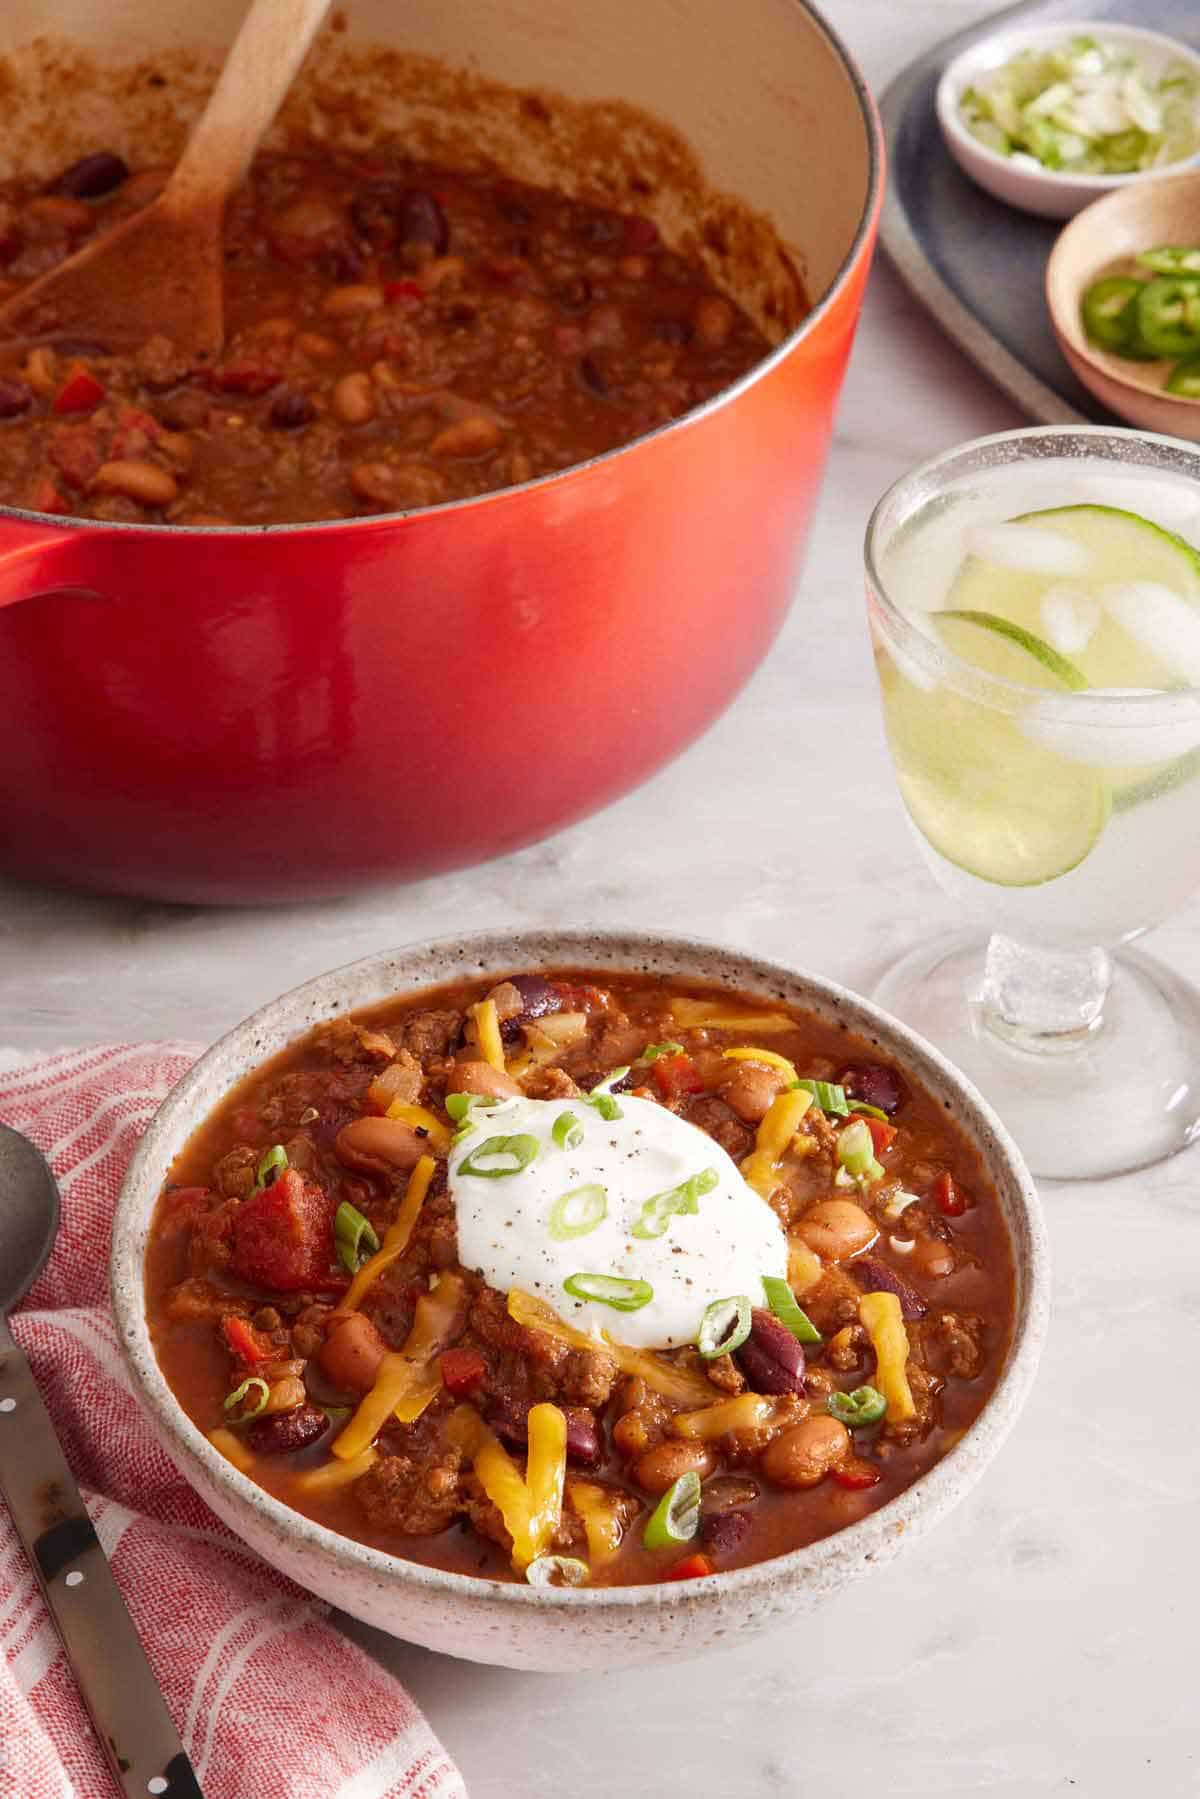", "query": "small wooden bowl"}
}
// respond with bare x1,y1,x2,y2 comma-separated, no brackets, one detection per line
1046,170,1200,440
